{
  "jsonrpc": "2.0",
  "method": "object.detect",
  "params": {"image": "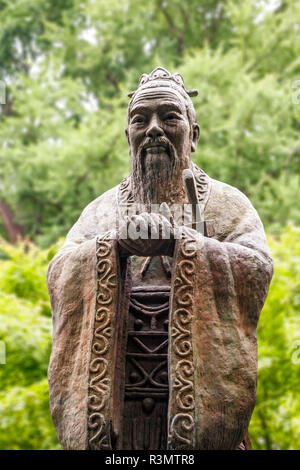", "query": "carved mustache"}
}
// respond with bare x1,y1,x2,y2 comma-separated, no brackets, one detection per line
138,138,176,160
143,140,168,151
